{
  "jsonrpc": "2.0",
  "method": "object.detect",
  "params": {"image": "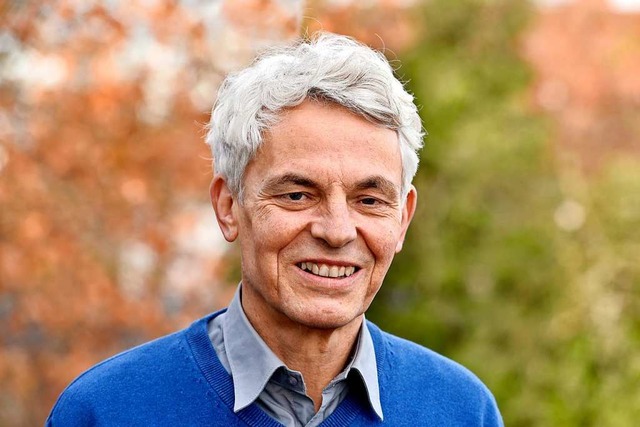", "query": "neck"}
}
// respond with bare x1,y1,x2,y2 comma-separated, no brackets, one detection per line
242,296,362,411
